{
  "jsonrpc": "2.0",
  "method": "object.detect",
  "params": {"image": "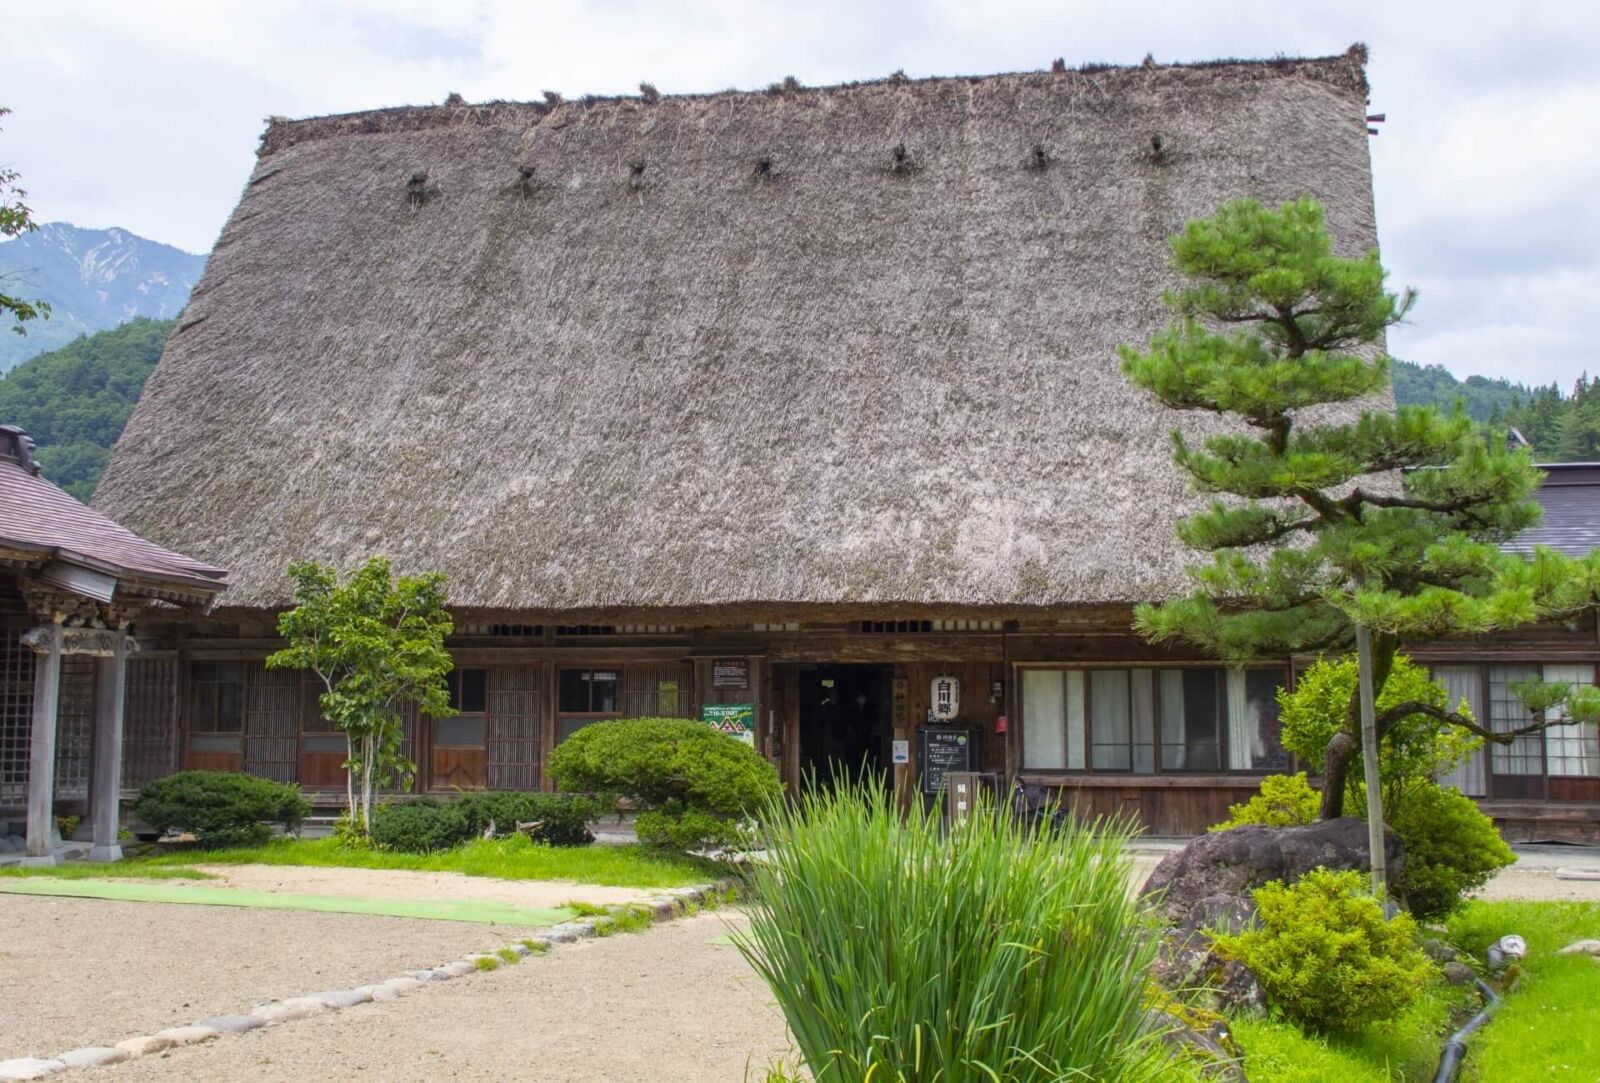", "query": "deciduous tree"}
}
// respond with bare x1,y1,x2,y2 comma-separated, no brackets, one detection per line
267,557,453,833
